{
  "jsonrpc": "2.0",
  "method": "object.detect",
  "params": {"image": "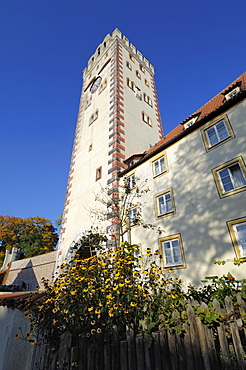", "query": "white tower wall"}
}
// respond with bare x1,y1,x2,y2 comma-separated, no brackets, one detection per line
57,29,163,263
